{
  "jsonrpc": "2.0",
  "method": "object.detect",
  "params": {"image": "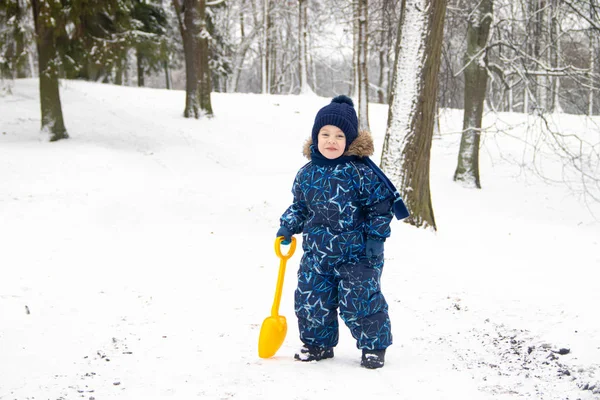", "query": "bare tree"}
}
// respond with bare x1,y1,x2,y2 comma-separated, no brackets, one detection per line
454,0,493,189
588,0,598,116
298,0,313,94
351,0,359,99
356,0,369,130
487,1,600,196
381,0,447,230
227,15,258,91
438,2,466,110
548,0,562,112
373,0,397,104
261,0,269,93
